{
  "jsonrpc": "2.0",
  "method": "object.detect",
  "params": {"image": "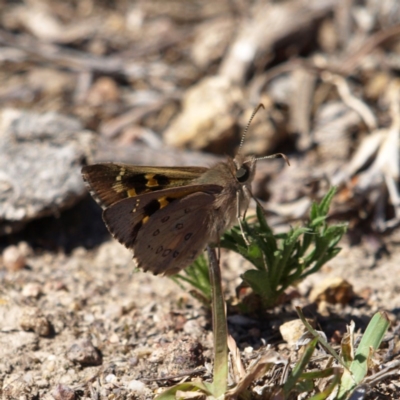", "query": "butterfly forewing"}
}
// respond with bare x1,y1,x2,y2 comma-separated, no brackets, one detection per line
82,163,208,208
